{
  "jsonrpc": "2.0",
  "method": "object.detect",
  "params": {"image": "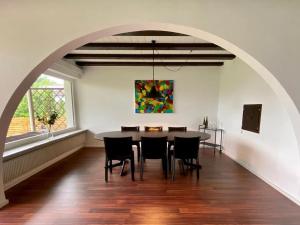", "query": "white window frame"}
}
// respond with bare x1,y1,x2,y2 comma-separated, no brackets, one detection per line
5,72,77,151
